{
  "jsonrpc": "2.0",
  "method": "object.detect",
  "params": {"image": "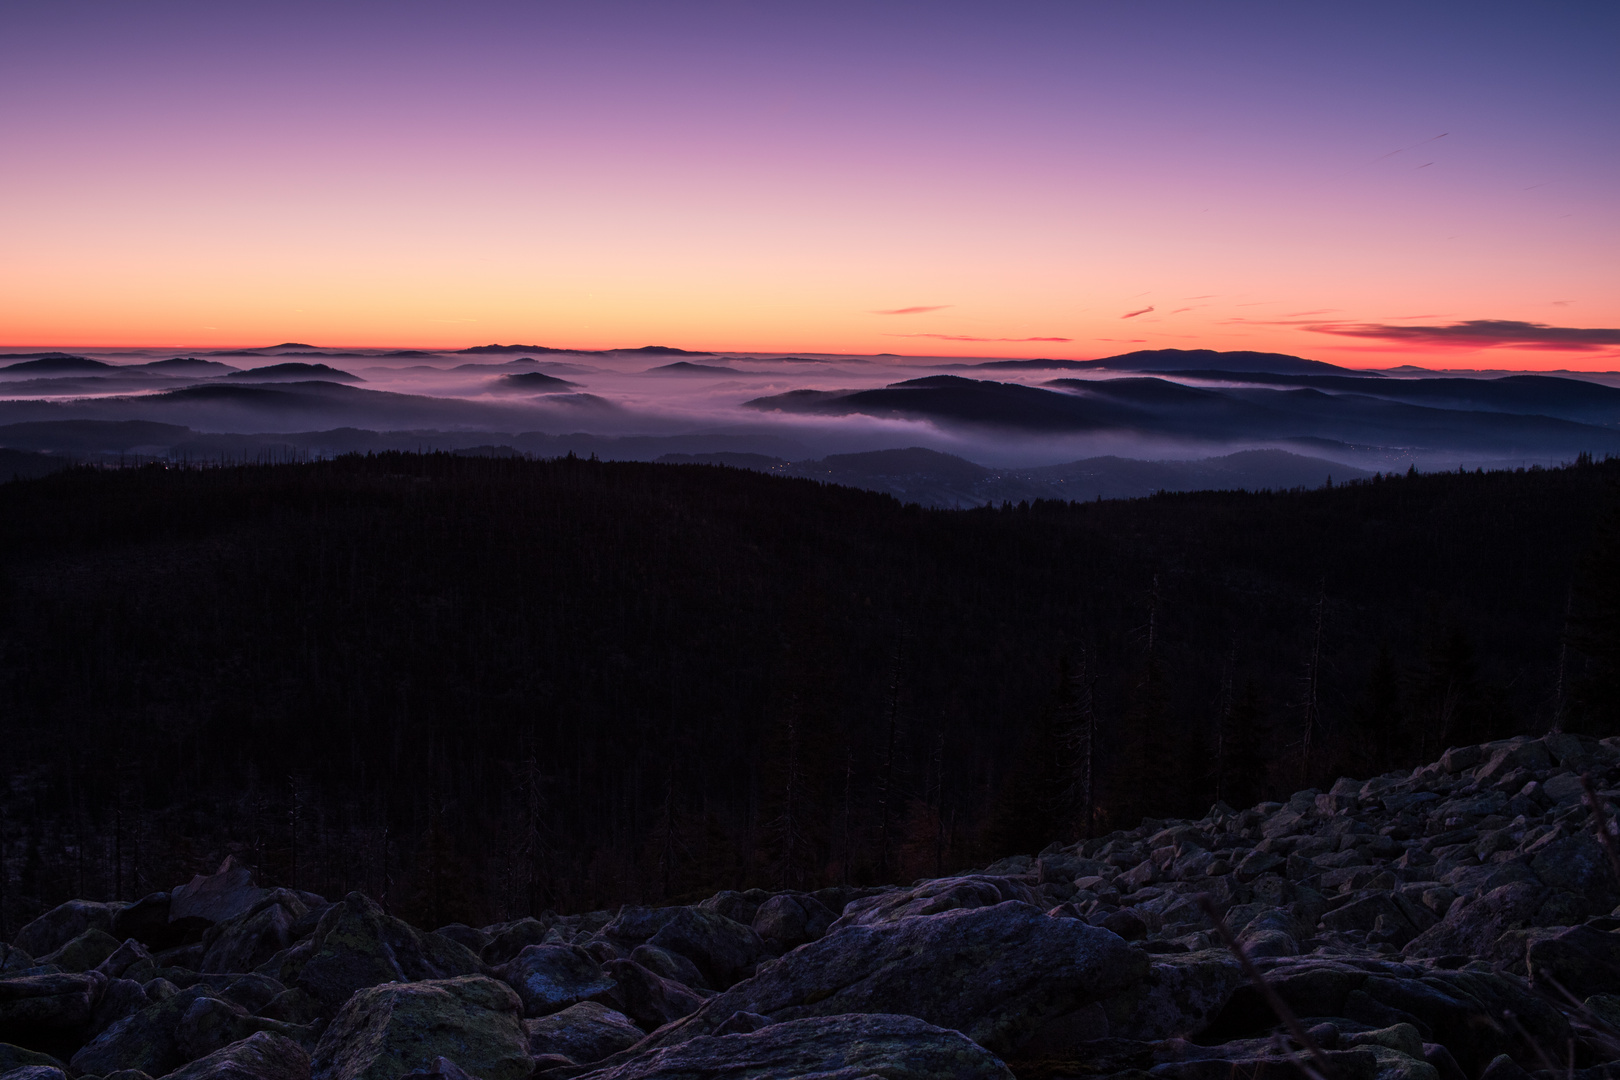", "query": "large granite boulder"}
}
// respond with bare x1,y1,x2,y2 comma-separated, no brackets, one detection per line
257,893,482,1010
1528,831,1616,909
88,977,156,1041
160,1031,311,1080
750,895,835,953
1404,883,1551,964
39,929,124,973
480,919,554,966
1100,950,1245,1041
592,960,708,1032
0,946,34,977
1526,924,1620,998
173,994,315,1061
0,1066,69,1080
71,986,218,1078
0,971,106,1058
171,859,273,929
524,1002,643,1065
571,1013,1013,1080
0,1043,65,1074
637,900,1146,1057
827,877,1041,931
495,945,616,1018
13,901,122,959
309,975,531,1080
201,892,314,976
601,908,764,991
97,939,159,985
627,945,707,991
